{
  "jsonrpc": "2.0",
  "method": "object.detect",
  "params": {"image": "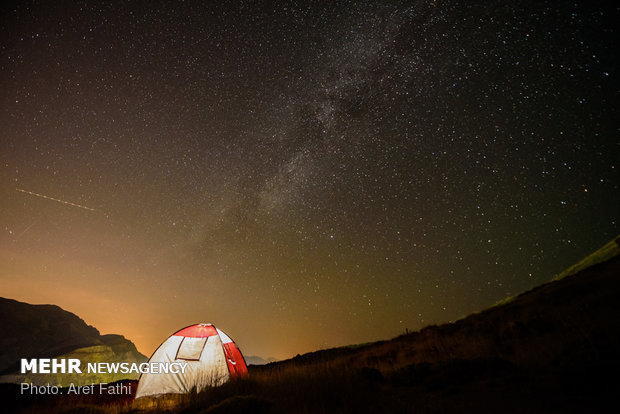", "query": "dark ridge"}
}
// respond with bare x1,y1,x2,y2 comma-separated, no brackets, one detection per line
0,297,147,376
